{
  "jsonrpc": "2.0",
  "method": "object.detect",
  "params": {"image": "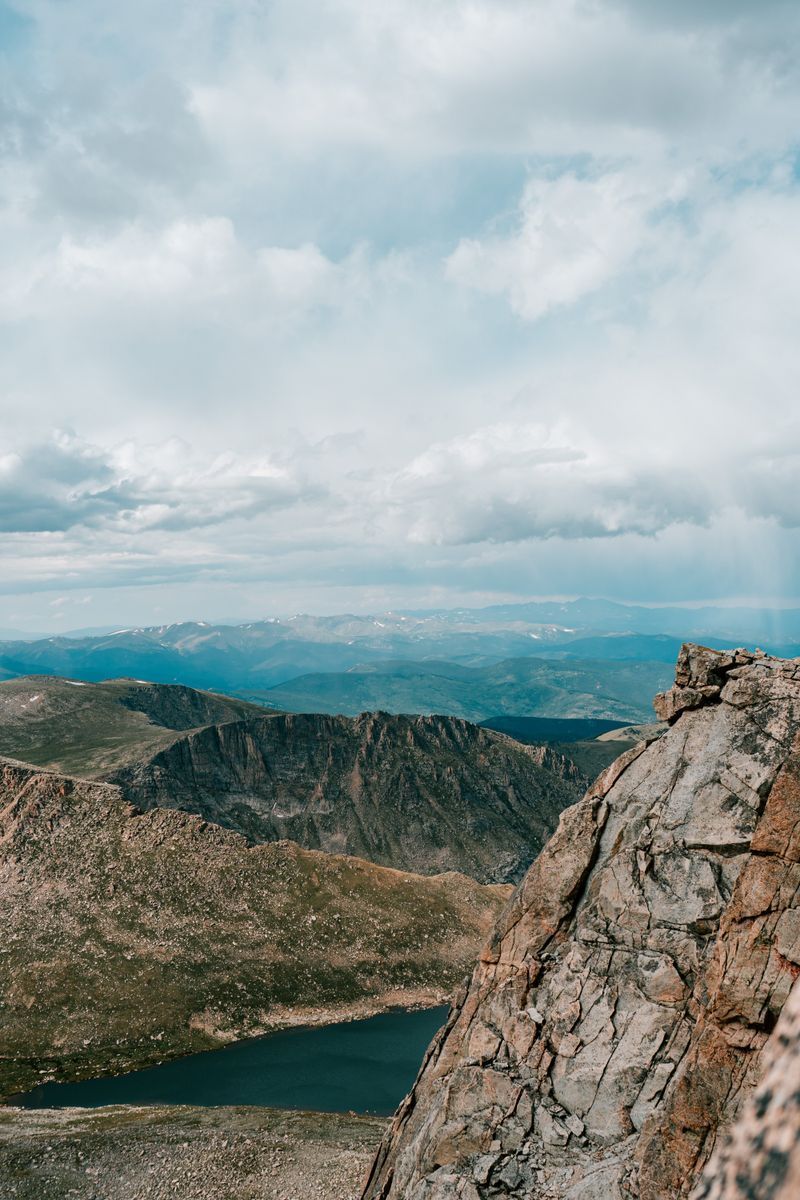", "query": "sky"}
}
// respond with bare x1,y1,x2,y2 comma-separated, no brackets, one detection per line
1,0,799,631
